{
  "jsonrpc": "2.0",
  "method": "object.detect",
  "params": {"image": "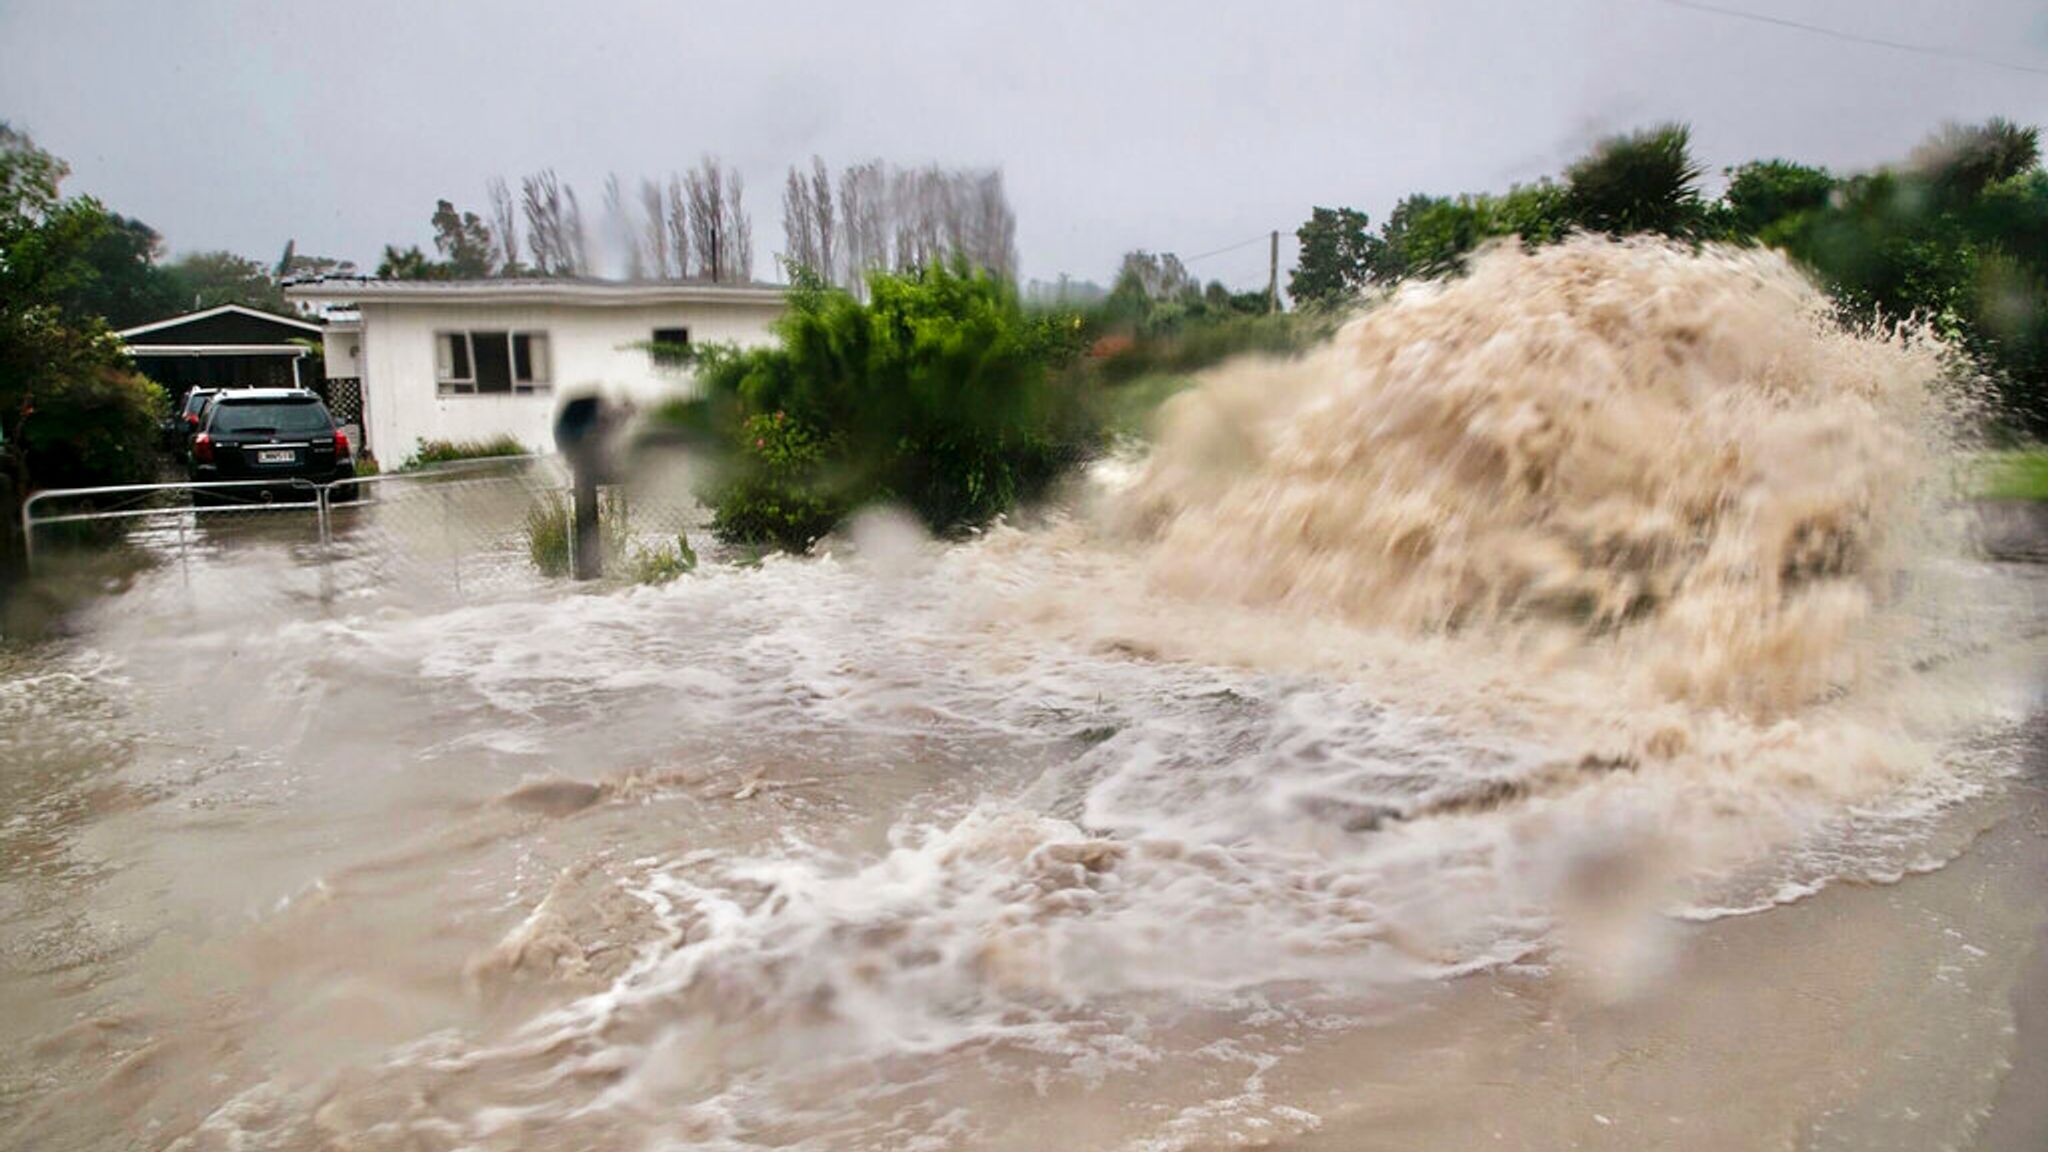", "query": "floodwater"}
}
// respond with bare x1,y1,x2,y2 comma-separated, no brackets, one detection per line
4,238,2047,1151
